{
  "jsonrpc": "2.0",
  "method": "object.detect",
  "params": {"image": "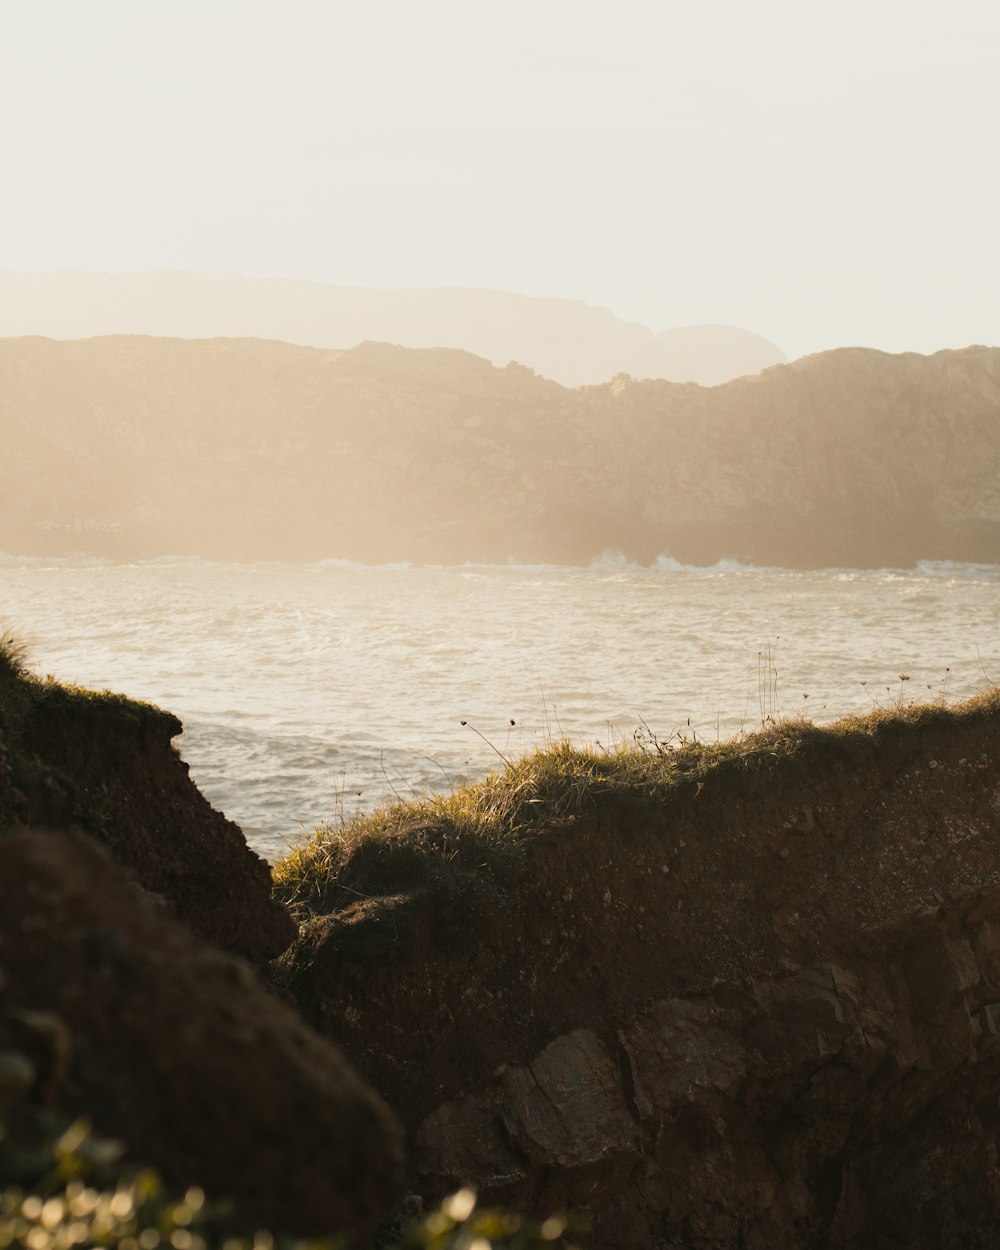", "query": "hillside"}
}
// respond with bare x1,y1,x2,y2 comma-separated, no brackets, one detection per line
0,271,784,387
1,336,998,568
